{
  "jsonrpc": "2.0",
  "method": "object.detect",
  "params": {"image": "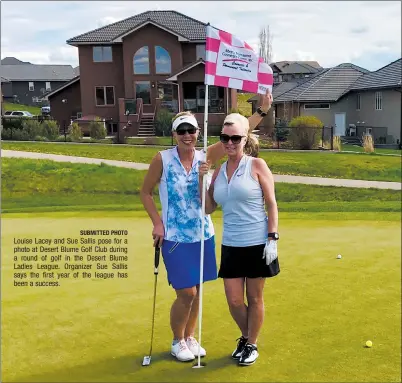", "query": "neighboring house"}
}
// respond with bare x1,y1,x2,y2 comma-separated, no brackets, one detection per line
260,59,402,144
48,10,238,136
347,58,402,144
271,60,323,84
0,58,76,106
43,76,82,129
269,63,370,135
1,76,11,107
